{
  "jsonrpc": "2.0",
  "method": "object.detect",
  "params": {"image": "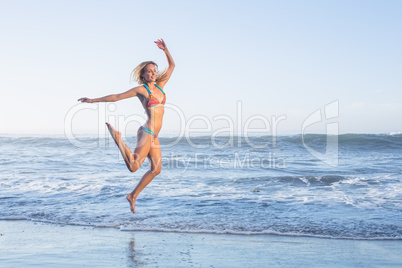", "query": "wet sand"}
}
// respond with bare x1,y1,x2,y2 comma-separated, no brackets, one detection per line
1,220,401,267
